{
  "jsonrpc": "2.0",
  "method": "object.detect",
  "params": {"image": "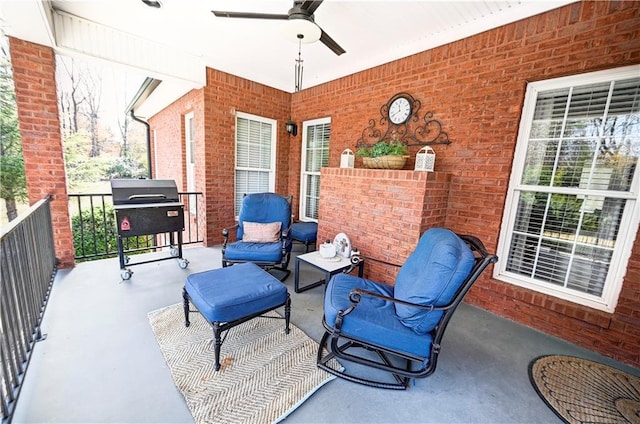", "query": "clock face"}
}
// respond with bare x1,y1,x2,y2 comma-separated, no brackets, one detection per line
388,96,412,124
